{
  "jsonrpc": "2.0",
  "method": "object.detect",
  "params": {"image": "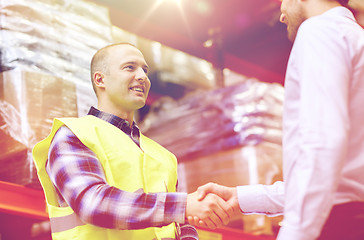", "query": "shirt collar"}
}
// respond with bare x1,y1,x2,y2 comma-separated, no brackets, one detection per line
87,106,140,145
321,6,356,22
